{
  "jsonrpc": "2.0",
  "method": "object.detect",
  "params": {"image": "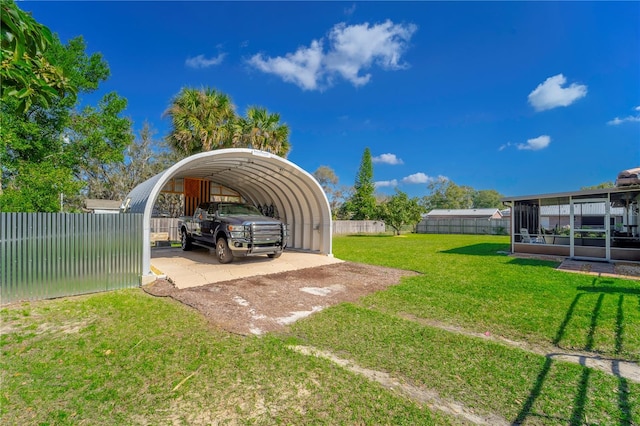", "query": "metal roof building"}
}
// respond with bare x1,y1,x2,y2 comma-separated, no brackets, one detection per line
123,149,332,281
424,208,503,220
83,199,123,214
